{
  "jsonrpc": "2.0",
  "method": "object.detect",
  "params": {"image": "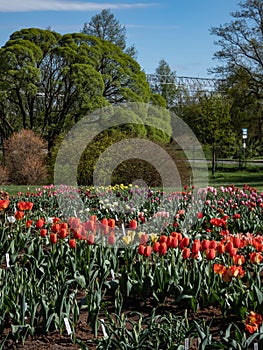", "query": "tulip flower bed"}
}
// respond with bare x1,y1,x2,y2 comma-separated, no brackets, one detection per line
1,184,263,349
